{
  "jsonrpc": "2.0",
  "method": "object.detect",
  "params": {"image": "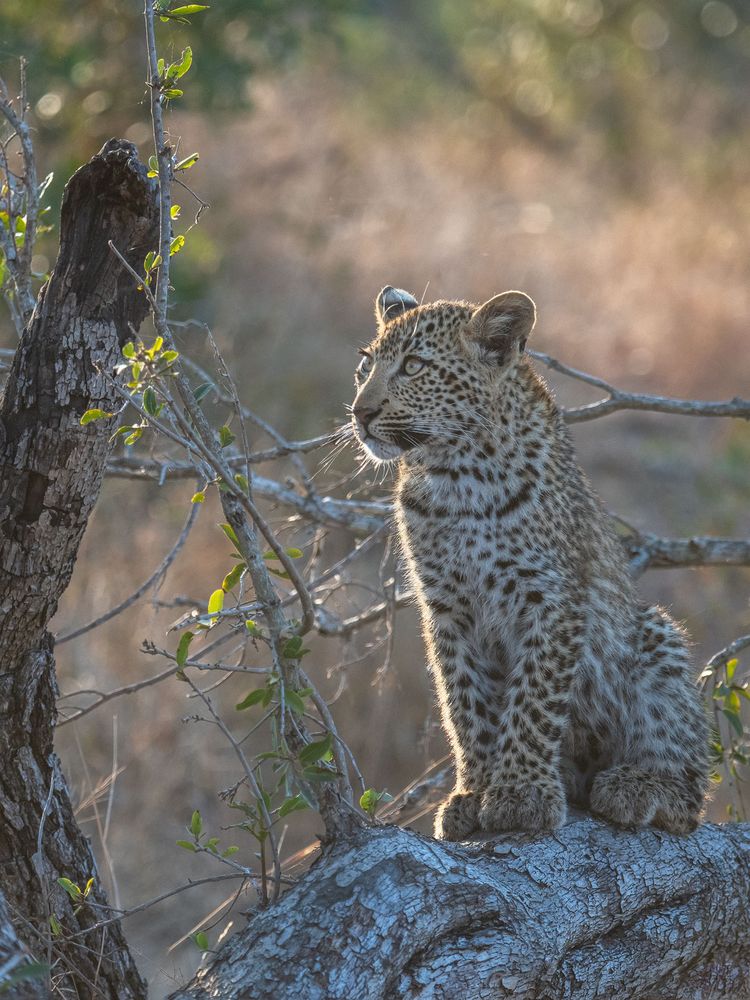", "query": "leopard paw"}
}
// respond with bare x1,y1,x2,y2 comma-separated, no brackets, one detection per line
479,781,566,833
434,790,480,841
